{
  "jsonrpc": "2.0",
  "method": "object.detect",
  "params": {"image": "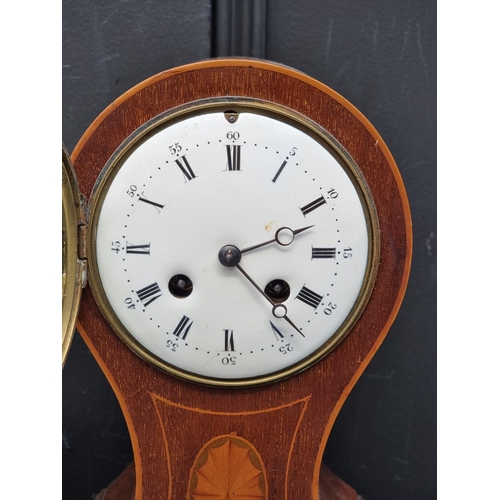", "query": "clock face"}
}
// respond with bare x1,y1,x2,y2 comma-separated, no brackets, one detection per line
88,99,379,386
